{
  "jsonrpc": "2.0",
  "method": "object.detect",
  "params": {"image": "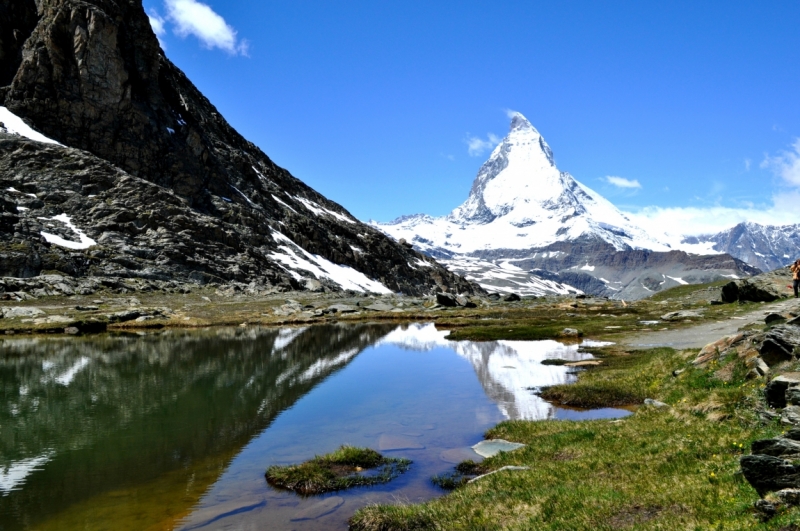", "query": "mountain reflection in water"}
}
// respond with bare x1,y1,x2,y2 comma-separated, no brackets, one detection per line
0,323,608,531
